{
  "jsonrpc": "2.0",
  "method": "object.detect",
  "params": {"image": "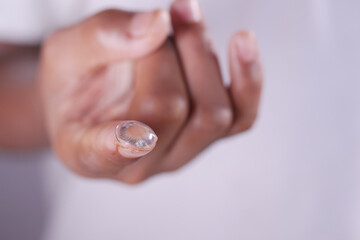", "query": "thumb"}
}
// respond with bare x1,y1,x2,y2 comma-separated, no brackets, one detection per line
45,9,170,75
